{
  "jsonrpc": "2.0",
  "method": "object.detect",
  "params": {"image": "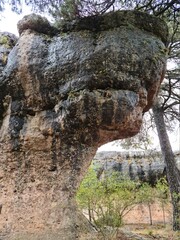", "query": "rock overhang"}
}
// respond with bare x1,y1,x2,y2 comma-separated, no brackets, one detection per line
16,11,168,101
1,10,168,144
